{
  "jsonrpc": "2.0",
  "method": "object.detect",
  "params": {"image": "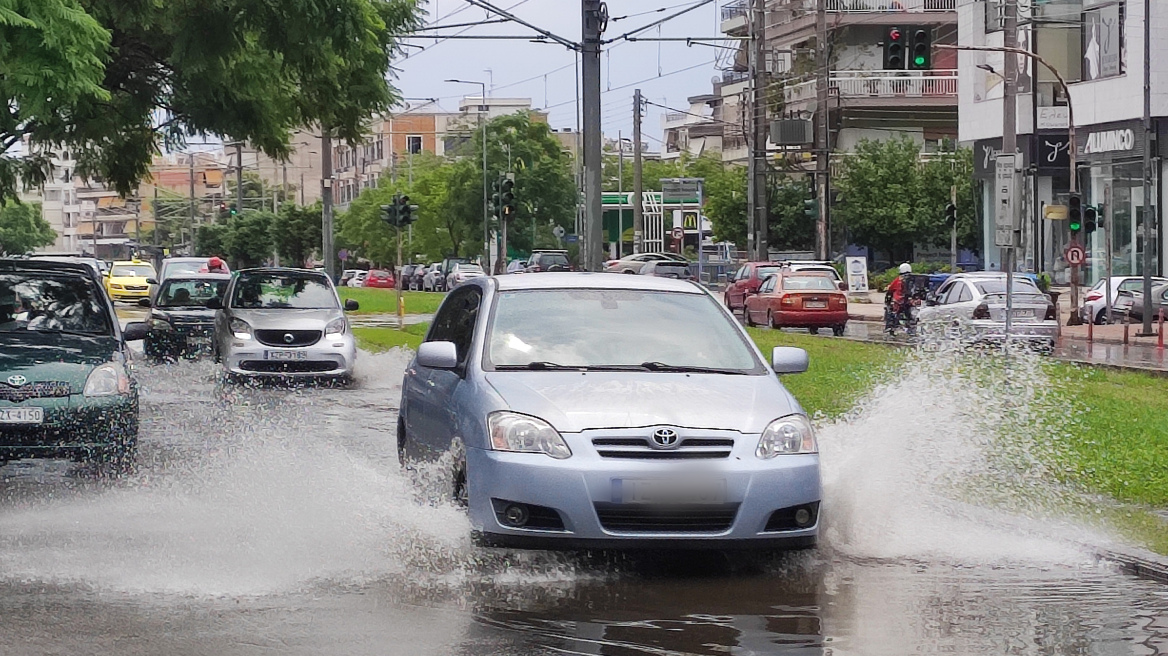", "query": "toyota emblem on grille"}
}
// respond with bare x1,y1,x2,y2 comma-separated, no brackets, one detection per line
283,333,295,344
650,428,680,449
6,375,28,387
